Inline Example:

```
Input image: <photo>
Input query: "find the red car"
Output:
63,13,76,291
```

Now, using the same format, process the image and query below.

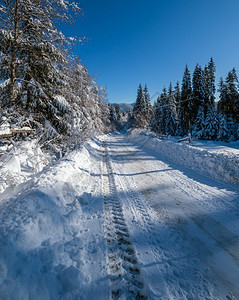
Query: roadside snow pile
0,140,50,194
129,129,239,185
0,120,11,136
0,137,107,299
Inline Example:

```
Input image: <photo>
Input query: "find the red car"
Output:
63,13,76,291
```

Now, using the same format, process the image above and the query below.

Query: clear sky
61,0,239,104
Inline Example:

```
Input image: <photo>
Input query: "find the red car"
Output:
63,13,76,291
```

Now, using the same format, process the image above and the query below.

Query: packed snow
0,131,239,299
129,129,239,185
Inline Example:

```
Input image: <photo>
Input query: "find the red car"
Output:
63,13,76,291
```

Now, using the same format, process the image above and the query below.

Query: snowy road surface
103,133,239,299
0,133,239,299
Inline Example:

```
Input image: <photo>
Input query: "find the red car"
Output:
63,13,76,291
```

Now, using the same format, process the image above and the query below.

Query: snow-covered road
0,132,239,299
103,133,239,299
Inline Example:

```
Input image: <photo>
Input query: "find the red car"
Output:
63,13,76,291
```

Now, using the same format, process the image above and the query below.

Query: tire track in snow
107,137,222,299
113,166,169,298
121,137,239,266
102,141,147,300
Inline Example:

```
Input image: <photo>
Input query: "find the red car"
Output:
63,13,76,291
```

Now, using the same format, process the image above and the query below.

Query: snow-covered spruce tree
203,58,216,115
192,64,205,123
165,83,177,135
180,65,192,135
218,68,238,122
203,64,210,113
174,81,181,135
151,91,166,135
0,0,81,135
132,84,144,127
218,77,227,114
151,97,161,133
158,87,168,134
132,84,150,128
192,106,205,139
174,81,181,103
226,68,238,122
203,109,219,140
207,57,216,110
217,112,229,141
227,116,238,141
151,98,159,132
144,84,153,120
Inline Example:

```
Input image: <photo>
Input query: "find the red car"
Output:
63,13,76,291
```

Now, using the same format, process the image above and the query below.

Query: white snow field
0,131,239,299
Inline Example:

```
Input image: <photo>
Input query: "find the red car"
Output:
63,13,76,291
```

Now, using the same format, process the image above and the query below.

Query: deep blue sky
62,0,239,103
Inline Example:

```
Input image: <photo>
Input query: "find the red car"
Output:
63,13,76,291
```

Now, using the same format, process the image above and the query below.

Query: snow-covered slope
0,137,108,299
128,129,239,185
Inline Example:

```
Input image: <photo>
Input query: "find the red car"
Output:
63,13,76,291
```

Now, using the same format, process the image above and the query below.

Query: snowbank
0,137,107,299
0,140,49,194
0,120,11,136
128,129,239,185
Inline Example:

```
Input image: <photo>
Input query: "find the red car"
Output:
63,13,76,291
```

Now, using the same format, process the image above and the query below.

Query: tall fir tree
174,81,181,105
165,83,177,135
180,65,192,135
207,57,216,109
192,106,205,139
203,64,210,113
192,64,205,123
174,81,181,135
132,84,150,128
203,109,219,140
217,112,229,141
161,87,168,134
144,84,153,121
218,68,238,121
133,84,144,115
218,77,227,113
151,97,161,133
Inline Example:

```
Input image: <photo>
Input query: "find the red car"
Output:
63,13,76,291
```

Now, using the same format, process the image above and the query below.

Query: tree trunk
9,0,20,102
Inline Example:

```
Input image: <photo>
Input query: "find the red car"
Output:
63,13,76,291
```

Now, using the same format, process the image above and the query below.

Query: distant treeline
131,58,239,141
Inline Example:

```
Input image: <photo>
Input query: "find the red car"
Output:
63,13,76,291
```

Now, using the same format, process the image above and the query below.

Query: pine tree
165,83,177,135
192,106,205,139
218,69,238,122
174,81,181,105
203,109,219,140
174,81,181,135
180,65,192,135
0,0,81,131
151,97,160,133
132,84,150,128
151,89,167,134
226,68,238,122
160,87,168,134
218,77,227,114
227,116,237,141
144,84,153,122
192,64,205,123
133,84,144,115
203,65,210,113
217,112,229,141
207,57,216,109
